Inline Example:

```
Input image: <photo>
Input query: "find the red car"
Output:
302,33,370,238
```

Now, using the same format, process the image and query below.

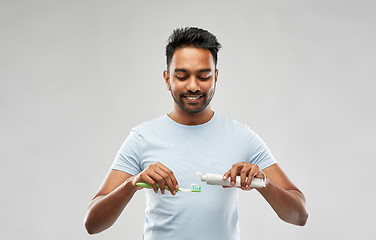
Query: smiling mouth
184,95,203,100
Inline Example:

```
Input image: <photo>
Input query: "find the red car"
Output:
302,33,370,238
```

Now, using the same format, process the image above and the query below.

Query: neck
168,106,214,125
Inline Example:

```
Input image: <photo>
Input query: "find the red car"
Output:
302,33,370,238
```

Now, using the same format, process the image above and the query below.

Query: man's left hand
222,162,266,190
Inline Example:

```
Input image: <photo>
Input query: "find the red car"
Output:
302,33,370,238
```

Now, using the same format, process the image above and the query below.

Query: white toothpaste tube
197,172,266,188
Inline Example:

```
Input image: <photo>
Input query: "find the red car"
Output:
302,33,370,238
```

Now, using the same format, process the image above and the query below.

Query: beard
170,86,216,114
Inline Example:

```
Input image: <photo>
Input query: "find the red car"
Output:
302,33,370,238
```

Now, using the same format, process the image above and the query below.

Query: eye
197,73,211,81
198,76,210,81
175,75,188,80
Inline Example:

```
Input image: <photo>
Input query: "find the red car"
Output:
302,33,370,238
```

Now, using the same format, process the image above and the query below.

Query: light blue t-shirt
112,113,277,240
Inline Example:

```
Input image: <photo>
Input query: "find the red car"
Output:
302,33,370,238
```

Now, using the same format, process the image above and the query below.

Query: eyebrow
198,69,212,73
174,68,188,73
173,68,212,74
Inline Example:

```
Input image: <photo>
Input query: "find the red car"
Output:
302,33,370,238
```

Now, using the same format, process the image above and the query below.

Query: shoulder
131,115,170,136
119,115,168,149
215,113,255,134
134,115,166,128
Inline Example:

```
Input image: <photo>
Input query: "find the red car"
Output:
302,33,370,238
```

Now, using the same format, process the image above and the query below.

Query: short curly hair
165,27,222,70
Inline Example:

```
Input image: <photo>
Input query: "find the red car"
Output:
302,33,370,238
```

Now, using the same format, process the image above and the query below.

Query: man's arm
84,170,137,234
223,162,309,226
84,163,179,234
258,164,309,226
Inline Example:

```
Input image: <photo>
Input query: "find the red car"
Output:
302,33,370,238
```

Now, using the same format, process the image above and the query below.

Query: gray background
1,0,375,239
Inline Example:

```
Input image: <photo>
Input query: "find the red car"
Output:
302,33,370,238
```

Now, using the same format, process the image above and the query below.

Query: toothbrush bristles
190,184,201,192
177,184,201,192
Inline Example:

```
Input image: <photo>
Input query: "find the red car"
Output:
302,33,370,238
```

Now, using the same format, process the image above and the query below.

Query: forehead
170,47,215,71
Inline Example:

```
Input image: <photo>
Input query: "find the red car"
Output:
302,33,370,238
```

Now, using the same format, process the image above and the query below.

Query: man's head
163,27,221,116
165,27,222,71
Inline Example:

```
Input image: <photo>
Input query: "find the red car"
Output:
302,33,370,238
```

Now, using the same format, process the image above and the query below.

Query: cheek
170,80,184,91
169,83,180,96
206,82,216,93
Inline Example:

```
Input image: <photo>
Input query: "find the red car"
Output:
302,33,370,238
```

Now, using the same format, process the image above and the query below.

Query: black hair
165,27,222,70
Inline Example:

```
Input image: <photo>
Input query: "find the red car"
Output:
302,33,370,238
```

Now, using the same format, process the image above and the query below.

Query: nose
186,76,200,92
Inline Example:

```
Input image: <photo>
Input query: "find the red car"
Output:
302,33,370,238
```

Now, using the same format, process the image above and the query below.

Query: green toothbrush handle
136,182,172,190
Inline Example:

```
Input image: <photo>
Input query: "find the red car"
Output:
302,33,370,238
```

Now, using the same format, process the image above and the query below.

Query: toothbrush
197,172,266,188
136,182,202,192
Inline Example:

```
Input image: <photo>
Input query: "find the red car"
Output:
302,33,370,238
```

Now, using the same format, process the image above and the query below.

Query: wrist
121,176,139,194
257,173,271,193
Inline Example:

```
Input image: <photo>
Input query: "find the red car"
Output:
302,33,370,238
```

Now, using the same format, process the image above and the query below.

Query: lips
186,96,201,100
183,94,204,100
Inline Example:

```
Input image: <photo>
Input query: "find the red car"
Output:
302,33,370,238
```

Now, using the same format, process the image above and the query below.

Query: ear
163,70,171,90
215,69,219,83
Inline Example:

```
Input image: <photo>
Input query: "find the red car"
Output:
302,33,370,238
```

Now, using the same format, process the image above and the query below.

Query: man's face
163,47,218,114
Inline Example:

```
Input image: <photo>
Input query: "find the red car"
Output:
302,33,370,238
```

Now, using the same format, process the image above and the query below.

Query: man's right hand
85,163,179,234
132,162,179,195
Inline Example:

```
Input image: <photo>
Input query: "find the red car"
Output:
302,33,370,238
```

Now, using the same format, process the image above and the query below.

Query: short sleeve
111,128,143,175
245,126,277,170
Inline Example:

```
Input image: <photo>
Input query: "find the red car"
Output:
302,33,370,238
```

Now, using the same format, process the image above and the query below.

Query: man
84,27,309,239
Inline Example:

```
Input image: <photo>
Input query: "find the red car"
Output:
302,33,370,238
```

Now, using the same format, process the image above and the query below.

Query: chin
182,105,207,114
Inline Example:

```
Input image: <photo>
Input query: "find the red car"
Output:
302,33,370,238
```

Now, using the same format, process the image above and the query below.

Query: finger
155,163,178,195
240,163,252,188
141,173,160,193
145,166,170,194
230,166,238,186
156,162,179,189
230,163,243,186
155,169,176,195
246,165,259,188
222,170,231,180
152,170,167,195
148,164,168,194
